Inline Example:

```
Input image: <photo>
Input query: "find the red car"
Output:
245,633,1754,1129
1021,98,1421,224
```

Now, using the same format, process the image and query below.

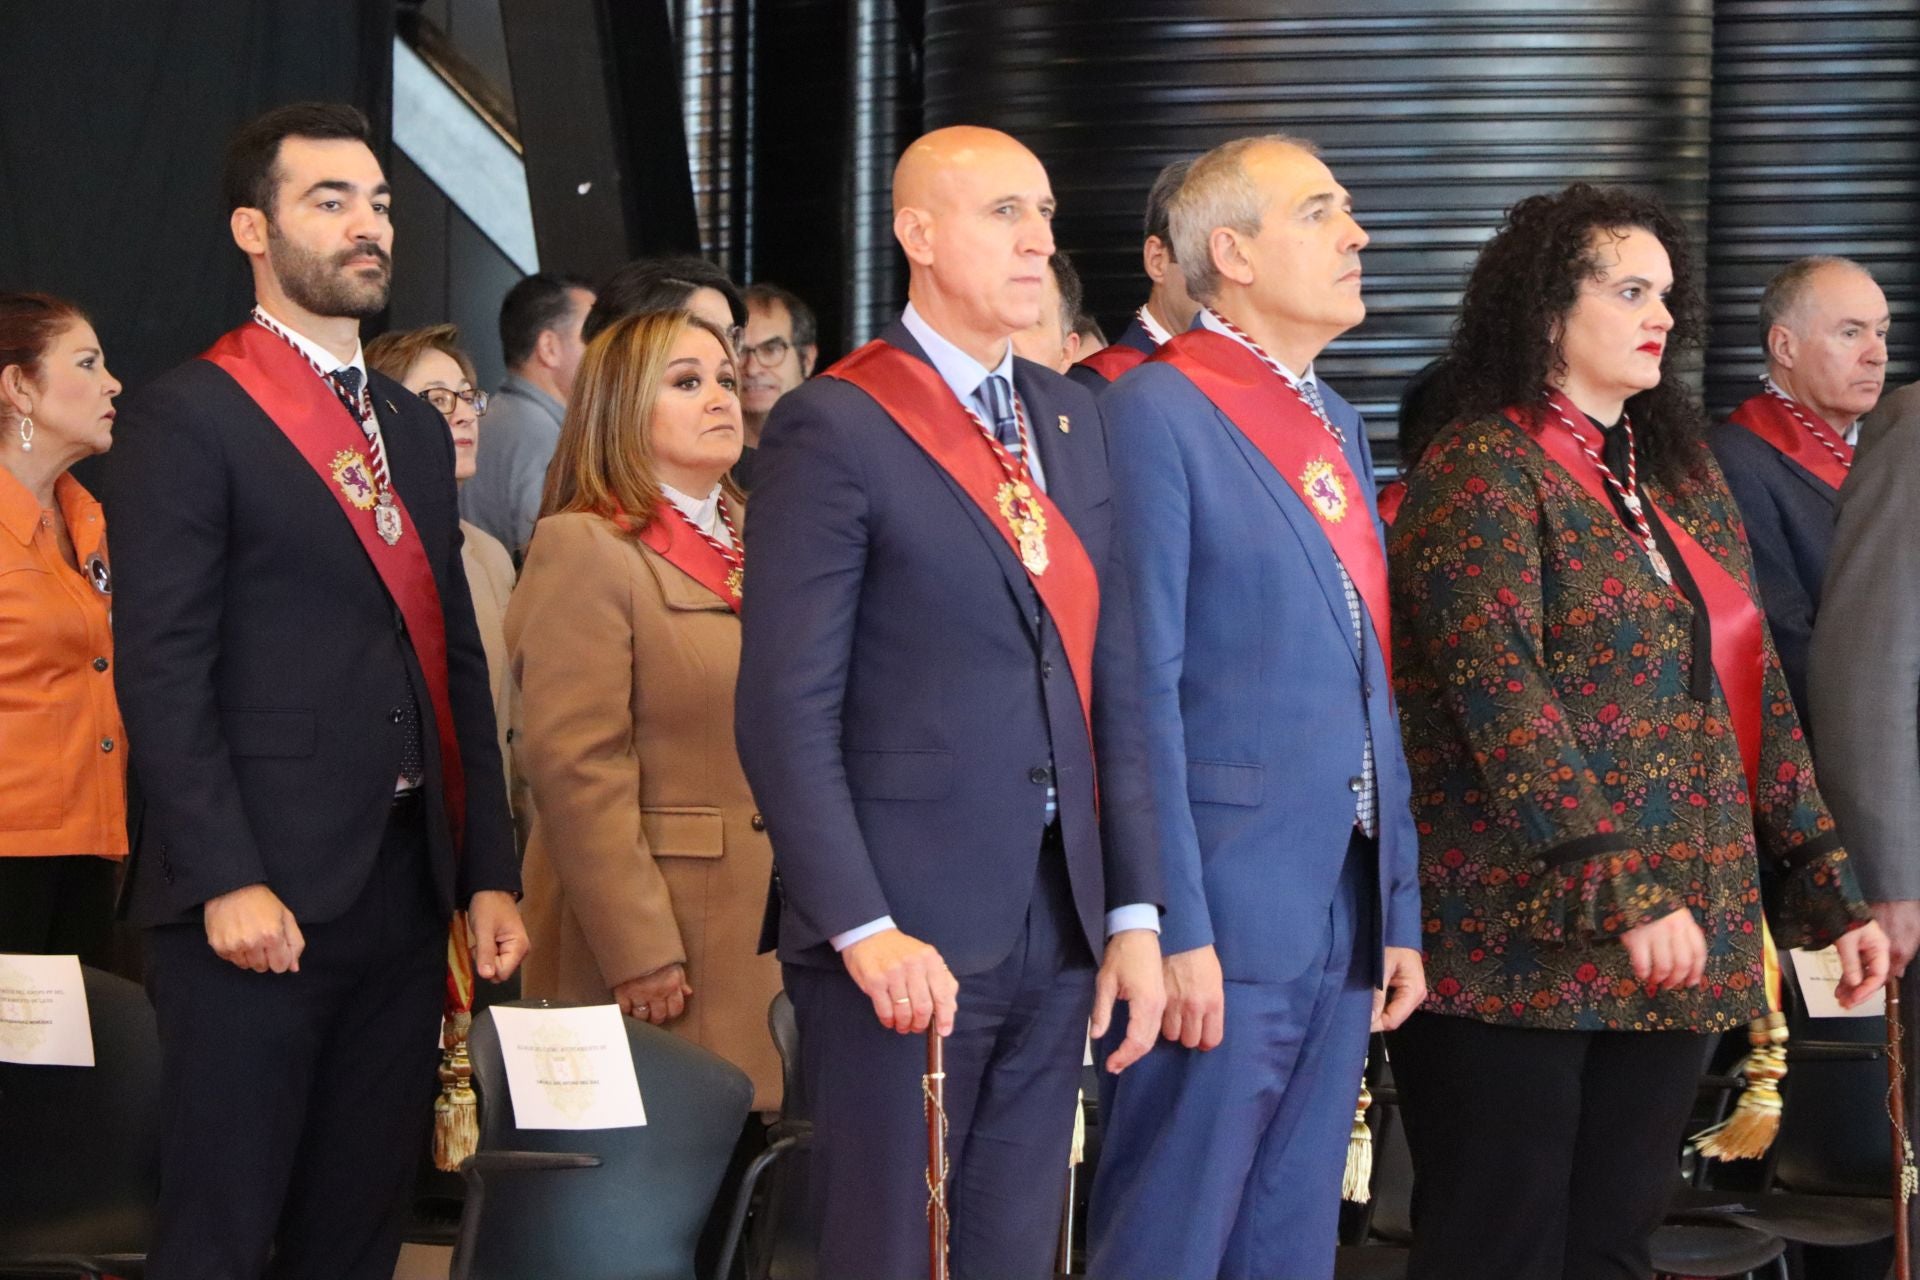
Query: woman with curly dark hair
1386,184,1889,1279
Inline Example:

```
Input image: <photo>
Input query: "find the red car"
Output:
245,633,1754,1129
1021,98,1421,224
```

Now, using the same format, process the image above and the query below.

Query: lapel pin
384,399,398,415
1057,414,1071,434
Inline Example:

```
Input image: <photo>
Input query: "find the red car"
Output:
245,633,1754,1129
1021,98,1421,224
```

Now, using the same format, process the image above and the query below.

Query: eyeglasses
738,335,793,366
418,387,489,418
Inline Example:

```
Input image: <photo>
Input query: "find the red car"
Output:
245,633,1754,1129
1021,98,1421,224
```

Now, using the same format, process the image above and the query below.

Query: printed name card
0,953,94,1066
1788,946,1886,1020
490,1004,647,1130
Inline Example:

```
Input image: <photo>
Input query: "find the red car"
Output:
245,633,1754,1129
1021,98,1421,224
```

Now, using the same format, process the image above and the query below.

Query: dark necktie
330,366,424,788
980,374,1023,464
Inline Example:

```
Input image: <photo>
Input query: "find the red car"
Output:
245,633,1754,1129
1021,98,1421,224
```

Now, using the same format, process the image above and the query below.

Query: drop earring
16,417,32,454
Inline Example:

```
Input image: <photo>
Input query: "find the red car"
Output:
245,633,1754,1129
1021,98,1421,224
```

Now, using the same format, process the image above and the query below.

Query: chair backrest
0,965,160,1256
769,990,804,1121
1770,1014,1893,1195
461,1001,754,1280
755,991,818,1280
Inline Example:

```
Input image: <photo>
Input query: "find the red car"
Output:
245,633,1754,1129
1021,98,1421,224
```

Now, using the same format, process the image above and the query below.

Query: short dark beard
266,222,391,320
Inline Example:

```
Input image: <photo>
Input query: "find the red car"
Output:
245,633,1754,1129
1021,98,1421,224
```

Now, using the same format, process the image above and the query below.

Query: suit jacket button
1362,681,1373,699
1042,660,1054,678
1348,775,1364,792
1029,765,1052,785
100,737,116,753
92,656,109,672
750,812,767,832
390,708,405,723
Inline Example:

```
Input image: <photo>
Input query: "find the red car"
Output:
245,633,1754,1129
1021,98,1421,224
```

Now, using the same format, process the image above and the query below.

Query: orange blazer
0,468,127,857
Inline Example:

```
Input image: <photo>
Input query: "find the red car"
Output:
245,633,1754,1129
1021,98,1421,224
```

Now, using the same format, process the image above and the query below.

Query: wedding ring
894,997,912,1005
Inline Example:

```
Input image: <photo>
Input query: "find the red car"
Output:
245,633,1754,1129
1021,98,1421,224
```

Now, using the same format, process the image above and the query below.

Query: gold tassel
1691,1011,1788,1160
1341,1074,1374,1204
433,1009,478,1172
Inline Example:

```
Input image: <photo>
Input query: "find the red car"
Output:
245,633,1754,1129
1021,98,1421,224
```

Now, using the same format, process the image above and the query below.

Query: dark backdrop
0,1,394,393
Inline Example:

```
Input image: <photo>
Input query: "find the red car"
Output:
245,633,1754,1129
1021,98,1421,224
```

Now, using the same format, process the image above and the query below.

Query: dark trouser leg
145,798,443,1280
1562,1028,1712,1280
269,799,445,1280
947,845,1094,1280
0,854,117,963
785,837,1091,1280
1391,1013,1587,1280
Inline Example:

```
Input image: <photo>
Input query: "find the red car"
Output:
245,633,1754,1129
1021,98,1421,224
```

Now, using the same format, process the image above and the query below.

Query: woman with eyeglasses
366,325,522,838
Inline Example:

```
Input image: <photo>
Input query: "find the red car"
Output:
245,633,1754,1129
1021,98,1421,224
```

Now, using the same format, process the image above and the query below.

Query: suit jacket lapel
1774,448,1842,509
1017,361,1084,520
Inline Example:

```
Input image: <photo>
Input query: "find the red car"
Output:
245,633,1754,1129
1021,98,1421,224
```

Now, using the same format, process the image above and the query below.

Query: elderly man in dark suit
110,103,525,1280
735,125,1164,1280
1711,256,1888,722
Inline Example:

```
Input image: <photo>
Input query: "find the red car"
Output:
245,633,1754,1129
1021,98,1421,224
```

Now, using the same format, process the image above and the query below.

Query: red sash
1075,342,1150,384
1727,393,1852,492
1155,330,1394,680
203,322,467,845
621,499,743,613
825,340,1101,741
1513,398,1769,795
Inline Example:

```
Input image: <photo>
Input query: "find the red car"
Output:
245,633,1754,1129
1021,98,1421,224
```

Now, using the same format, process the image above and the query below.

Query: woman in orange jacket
0,292,127,960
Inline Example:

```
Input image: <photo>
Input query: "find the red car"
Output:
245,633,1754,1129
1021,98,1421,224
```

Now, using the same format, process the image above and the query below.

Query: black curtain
0,0,394,394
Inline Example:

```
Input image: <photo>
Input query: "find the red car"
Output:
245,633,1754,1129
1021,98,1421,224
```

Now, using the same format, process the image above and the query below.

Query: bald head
893,126,1044,215
892,126,1058,365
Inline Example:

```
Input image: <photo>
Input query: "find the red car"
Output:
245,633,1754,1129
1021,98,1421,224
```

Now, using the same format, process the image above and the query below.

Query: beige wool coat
506,507,781,1110
460,519,524,833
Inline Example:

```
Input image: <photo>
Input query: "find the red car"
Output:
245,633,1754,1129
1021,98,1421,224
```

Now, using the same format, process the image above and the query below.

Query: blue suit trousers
1089,833,1376,1280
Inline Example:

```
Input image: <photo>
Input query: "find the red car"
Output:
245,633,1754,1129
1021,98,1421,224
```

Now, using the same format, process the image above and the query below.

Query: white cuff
830,915,896,951
1105,903,1160,937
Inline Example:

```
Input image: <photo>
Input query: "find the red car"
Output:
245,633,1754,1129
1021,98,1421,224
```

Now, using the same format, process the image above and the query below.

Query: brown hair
0,292,88,420
365,323,478,388
541,310,741,529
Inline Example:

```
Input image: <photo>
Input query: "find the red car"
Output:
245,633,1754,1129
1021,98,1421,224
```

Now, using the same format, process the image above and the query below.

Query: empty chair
0,965,160,1279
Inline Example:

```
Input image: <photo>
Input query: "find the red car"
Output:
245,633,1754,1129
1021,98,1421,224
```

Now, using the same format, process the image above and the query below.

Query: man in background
1012,250,1092,375
461,271,593,557
736,281,818,489
1070,157,1198,389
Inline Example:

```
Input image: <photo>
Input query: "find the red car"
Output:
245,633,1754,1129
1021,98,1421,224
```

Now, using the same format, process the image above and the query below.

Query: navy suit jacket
1100,359,1421,984
109,357,520,927
735,321,1161,974
1067,315,1158,394
1710,419,1841,723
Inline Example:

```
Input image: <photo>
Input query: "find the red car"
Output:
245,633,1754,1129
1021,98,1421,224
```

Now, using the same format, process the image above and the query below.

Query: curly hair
1407,183,1710,489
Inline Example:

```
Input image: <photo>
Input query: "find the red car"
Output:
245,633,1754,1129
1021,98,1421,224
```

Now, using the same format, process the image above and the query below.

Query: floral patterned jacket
1388,414,1867,1032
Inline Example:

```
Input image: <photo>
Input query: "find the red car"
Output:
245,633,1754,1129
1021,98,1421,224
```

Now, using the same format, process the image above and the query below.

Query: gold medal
997,480,1050,575
725,565,744,600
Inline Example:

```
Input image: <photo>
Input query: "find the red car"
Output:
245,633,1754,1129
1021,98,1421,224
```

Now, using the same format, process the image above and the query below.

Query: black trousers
1391,1011,1710,1280
144,795,446,1280
0,853,117,962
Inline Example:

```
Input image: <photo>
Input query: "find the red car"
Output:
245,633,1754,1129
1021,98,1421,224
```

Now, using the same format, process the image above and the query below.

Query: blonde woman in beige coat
507,310,780,1110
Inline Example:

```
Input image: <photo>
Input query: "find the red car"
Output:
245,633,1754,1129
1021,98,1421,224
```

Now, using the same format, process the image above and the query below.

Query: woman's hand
613,963,692,1025
1620,907,1706,993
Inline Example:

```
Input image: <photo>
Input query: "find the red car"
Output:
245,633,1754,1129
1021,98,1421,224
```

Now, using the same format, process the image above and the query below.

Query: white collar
1199,309,1317,389
662,482,730,548
1136,305,1174,347
254,304,367,382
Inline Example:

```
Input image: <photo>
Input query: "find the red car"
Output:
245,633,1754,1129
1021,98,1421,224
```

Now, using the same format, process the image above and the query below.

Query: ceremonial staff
927,1027,951,1280
1892,984,1915,1280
